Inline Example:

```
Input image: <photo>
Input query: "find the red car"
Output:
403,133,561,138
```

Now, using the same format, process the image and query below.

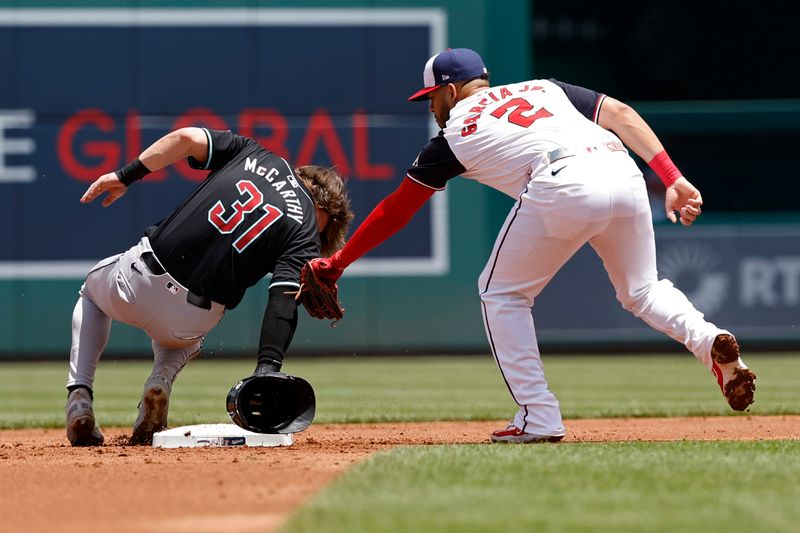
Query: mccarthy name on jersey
243,156,305,225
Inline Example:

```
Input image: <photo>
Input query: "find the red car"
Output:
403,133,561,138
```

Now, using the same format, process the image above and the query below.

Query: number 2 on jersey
208,180,283,253
490,97,552,128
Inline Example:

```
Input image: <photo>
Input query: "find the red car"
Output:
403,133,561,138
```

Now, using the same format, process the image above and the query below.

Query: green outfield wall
2,1,798,359
0,0,532,358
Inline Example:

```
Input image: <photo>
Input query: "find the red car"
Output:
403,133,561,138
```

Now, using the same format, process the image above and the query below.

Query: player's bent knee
480,288,534,310
616,279,668,314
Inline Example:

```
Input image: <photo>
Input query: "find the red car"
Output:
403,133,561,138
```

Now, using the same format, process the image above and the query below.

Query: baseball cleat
65,388,105,446
710,333,756,411
130,374,172,445
490,424,564,444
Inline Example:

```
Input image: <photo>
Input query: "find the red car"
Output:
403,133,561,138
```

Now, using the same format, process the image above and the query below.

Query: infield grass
0,353,797,428
3,355,799,533
283,440,800,533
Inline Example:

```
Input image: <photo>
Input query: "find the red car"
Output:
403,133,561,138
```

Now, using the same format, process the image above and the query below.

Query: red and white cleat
490,424,564,444
710,334,756,411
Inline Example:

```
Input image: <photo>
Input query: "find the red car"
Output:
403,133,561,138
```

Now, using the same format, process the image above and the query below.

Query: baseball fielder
66,127,352,446
306,48,756,443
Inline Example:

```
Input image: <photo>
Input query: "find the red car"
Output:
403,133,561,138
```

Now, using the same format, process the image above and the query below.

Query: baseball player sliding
305,48,756,443
65,127,353,446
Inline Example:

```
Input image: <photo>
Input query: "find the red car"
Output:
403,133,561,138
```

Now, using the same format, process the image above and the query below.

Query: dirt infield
2,416,798,533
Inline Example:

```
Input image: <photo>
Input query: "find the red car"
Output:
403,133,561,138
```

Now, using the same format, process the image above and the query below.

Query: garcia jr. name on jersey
459,83,548,138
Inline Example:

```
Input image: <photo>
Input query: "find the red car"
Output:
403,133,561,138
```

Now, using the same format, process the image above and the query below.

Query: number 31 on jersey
208,179,283,253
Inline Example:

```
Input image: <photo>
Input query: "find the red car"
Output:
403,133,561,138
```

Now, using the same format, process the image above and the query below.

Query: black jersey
145,129,320,309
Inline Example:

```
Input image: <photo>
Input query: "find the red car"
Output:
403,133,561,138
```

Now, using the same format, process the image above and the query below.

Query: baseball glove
226,372,316,434
297,261,344,322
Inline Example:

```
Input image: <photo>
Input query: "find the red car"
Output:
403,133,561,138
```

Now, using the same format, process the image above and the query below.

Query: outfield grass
283,441,800,533
0,353,797,428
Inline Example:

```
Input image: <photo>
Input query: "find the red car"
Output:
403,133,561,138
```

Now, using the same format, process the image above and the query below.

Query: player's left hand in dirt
665,176,703,226
296,260,344,322
81,172,128,207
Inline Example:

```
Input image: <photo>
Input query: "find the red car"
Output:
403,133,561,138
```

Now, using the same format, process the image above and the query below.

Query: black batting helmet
226,372,316,434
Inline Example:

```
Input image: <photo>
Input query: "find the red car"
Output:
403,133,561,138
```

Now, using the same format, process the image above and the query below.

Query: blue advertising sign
534,224,800,343
0,8,448,278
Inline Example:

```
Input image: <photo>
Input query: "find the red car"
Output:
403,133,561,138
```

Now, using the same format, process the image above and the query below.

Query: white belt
547,141,627,164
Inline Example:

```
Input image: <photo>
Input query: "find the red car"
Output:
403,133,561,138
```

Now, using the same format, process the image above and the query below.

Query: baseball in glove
297,260,344,322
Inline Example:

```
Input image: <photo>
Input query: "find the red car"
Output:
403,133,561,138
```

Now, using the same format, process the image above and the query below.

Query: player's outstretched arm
311,177,435,280
80,127,209,207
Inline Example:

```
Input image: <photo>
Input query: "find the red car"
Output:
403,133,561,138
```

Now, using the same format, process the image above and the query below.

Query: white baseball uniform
407,79,726,436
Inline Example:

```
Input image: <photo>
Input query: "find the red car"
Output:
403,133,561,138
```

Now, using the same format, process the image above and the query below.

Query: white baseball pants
479,150,724,436
67,237,225,390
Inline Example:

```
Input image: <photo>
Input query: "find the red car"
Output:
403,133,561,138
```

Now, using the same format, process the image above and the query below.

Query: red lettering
352,110,392,180
488,92,499,102
233,204,282,253
239,109,290,160
57,109,120,182
171,109,228,181
295,109,351,175
126,111,166,182
461,124,478,137
60,106,400,184
490,98,553,128
209,180,264,233
499,87,513,99
464,115,479,125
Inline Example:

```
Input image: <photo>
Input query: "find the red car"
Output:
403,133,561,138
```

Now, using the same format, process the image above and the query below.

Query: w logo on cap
408,48,487,102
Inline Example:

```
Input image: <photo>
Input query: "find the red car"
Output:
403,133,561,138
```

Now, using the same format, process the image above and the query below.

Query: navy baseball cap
408,48,488,102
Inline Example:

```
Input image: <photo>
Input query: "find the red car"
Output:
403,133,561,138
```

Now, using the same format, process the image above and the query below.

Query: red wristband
648,150,682,187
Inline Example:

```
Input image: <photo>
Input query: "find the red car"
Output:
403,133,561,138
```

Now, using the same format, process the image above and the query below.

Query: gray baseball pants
67,236,225,389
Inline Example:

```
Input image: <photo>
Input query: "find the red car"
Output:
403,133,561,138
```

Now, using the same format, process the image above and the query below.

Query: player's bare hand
665,177,703,226
81,172,128,207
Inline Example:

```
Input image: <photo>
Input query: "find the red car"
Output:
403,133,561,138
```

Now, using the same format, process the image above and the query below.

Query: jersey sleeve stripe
593,94,607,123
201,127,213,170
269,281,301,290
406,173,445,191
